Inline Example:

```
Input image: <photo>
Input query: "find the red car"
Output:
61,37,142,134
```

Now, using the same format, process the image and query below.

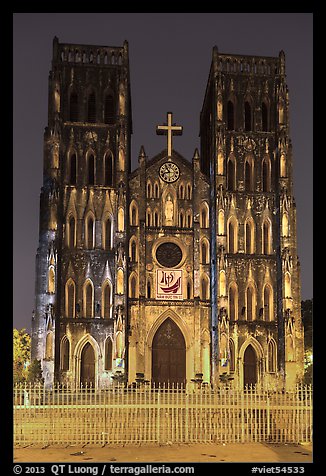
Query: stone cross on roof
156,112,183,158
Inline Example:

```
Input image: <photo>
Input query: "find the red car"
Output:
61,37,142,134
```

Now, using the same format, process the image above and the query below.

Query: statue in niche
164,194,174,225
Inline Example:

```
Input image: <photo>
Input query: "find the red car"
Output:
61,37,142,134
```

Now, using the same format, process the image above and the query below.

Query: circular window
156,242,182,268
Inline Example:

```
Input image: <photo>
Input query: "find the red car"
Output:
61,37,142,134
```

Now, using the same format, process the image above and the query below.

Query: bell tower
31,37,132,388
200,47,304,389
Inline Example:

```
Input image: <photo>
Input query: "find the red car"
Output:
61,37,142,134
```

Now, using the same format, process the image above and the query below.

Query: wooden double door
152,318,186,385
80,342,95,386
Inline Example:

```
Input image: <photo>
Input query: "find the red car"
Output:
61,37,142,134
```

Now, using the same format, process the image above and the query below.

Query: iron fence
13,383,312,446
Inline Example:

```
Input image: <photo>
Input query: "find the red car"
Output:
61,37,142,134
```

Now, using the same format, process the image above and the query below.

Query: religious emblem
156,269,183,301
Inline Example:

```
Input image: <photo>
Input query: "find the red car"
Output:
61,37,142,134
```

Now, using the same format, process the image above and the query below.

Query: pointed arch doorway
80,342,95,386
243,345,257,387
152,318,186,385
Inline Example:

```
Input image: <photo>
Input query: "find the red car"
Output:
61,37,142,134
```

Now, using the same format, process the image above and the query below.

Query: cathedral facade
31,37,304,390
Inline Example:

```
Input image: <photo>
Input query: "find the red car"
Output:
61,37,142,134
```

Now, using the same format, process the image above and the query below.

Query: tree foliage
13,328,44,384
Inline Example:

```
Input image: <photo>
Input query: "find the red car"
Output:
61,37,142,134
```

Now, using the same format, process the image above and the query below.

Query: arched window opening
66,280,75,318
69,91,79,122
201,240,209,264
262,158,271,192
263,220,271,255
104,93,115,124
154,182,159,198
201,275,209,300
179,183,185,199
244,101,252,131
146,209,152,227
84,281,94,318
186,183,192,199
153,210,159,227
103,282,112,319
245,220,254,254
130,239,137,262
130,275,137,298
268,340,277,372
117,269,124,294
147,181,152,198
61,336,70,371
86,215,94,249
262,102,269,131
104,217,112,250
87,91,96,123
186,210,192,228
246,285,255,321
227,100,235,130
264,284,273,321
200,204,209,228
105,338,113,370
227,159,235,191
228,219,237,253
179,210,185,228
229,283,238,321
104,153,113,186
245,160,253,191
69,153,77,185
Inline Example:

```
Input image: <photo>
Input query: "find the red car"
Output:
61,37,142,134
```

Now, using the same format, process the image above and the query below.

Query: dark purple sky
13,13,313,332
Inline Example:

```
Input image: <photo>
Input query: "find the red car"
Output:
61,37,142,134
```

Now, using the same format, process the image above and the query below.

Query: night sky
13,13,313,332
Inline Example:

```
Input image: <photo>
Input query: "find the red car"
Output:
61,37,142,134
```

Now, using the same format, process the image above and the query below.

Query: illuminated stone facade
31,38,304,390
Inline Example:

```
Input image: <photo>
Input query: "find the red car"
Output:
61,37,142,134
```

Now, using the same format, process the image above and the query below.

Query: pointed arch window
201,239,209,264
130,237,137,262
200,274,209,300
179,209,185,227
147,181,152,198
102,281,112,319
262,157,271,192
268,339,277,372
84,280,94,318
153,210,159,227
117,269,124,294
104,217,112,250
219,270,226,296
227,100,235,130
130,201,139,226
61,336,70,371
68,216,76,248
104,93,115,124
186,209,192,228
245,219,255,254
186,183,192,199
146,208,152,227
88,154,95,185
245,159,254,191
105,338,113,370
86,214,95,249
262,219,272,255
218,210,225,235
154,182,159,198
129,274,137,298
69,153,77,185
263,284,273,321
118,207,124,232
244,101,252,131
179,183,185,199
87,91,96,123
246,284,256,321
229,283,238,321
69,90,79,122
65,279,75,318
282,213,289,237
104,152,113,186
227,159,235,191
200,203,209,228
228,218,238,253
45,332,53,360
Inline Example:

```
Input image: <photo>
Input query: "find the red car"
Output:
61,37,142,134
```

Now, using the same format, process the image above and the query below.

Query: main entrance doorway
243,345,257,387
152,318,186,385
80,342,95,386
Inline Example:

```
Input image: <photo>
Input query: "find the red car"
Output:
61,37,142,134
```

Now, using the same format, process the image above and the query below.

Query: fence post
157,384,160,444
267,392,270,441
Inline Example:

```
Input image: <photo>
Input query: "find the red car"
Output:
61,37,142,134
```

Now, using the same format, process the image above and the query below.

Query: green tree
13,328,31,383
